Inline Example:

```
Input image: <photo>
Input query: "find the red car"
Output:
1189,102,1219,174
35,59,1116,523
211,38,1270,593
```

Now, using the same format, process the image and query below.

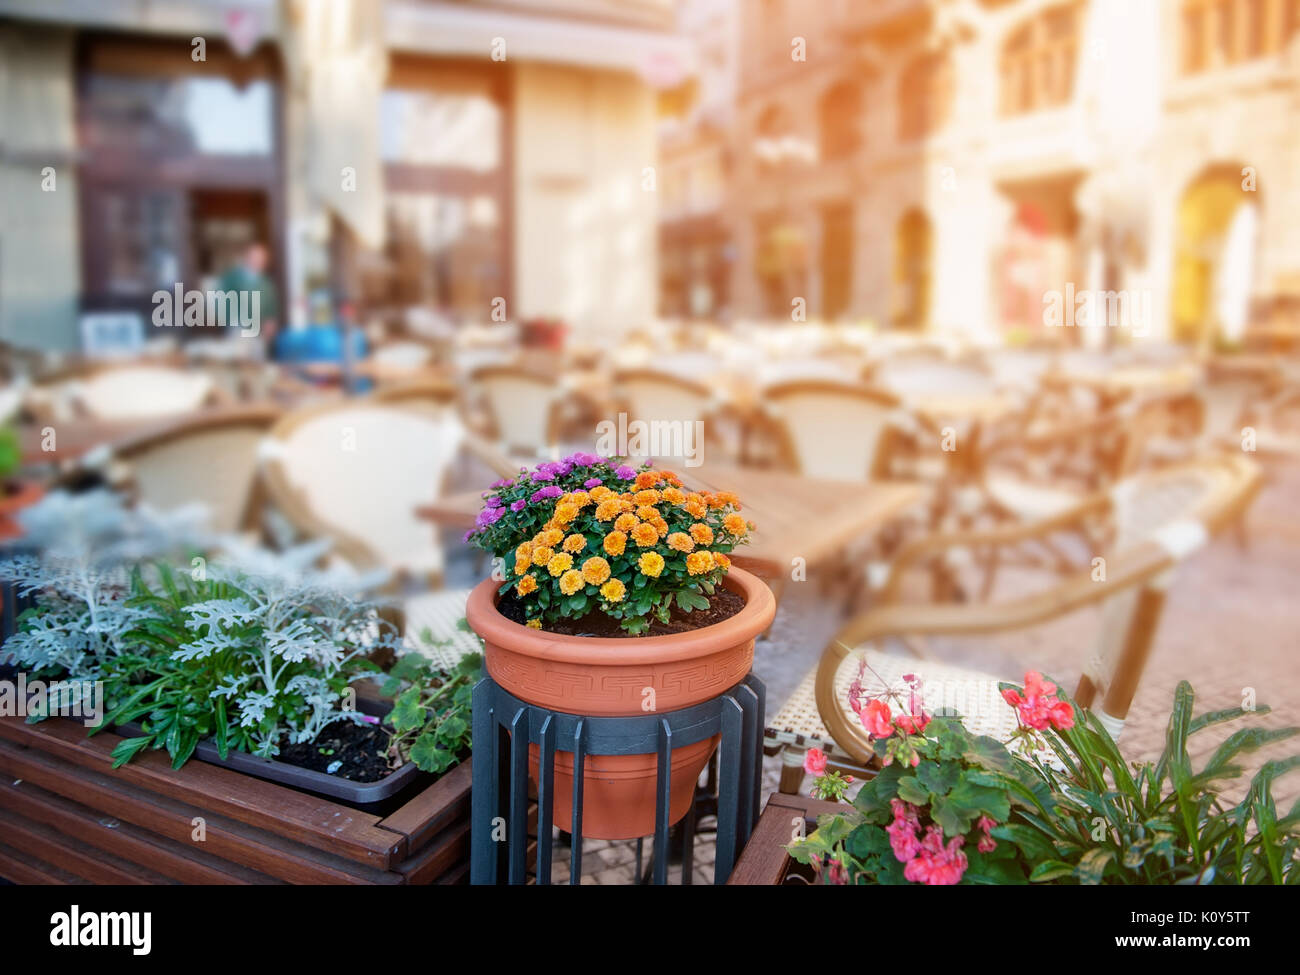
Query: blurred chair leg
779,747,807,796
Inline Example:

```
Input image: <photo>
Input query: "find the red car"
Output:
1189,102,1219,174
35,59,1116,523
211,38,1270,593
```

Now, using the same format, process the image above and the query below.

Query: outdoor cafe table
418,465,927,596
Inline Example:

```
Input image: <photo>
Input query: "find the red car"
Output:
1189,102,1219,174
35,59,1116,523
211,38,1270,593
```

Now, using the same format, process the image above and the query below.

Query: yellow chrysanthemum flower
603,531,627,556
531,546,554,566
638,551,665,577
516,574,538,595
562,533,587,554
526,618,543,629
594,499,622,522
686,551,715,575
547,552,574,577
581,556,611,586
540,529,564,547
589,486,614,502
559,568,585,595
631,523,659,548
553,502,579,526
667,532,695,553
600,578,626,603
689,523,714,546
570,490,591,507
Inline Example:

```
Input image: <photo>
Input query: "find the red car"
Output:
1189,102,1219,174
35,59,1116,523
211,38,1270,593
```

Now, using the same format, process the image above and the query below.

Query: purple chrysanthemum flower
475,506,506,528
530,485,563,503
490,479,512,488
583,478,603,489
485,495,503,508
510,499,527,512
614,465,637,480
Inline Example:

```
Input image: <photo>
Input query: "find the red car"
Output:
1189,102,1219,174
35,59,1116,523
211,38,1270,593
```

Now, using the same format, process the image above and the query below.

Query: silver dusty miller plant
1,491,402,761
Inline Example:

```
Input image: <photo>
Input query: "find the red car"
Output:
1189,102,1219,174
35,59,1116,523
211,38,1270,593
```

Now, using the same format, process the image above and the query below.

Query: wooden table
727,791,845,885
419,464,926,583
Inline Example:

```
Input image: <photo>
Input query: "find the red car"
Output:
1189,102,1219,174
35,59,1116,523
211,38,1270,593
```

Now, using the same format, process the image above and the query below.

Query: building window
898,53,952,141
818,81,861,161
892,209,932,329
999,4,1079,115
1181,0,1300,74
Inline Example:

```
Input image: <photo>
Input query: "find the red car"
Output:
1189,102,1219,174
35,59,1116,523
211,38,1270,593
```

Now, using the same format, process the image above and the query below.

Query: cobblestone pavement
448,456,1300,884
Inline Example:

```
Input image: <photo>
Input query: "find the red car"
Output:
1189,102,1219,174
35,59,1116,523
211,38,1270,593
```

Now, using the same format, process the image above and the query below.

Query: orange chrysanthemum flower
589,486,614,502
600,578,626,603
638,551,665,577
723,513,748,536
661,470,683,487
633,489,661,505
562,533,587,554
715,491,740,507
516,574,538,596
581,556,611,585
714,552,731,571
705,493,728,510
553,502,579,525
689,523,714,546
539,529,564,547
594,499,622,522
531,546,555,566
684,500,707,519
570,490,592,507
635,471,662,489
631,523,660,548
603,531,627,556
515,543,533,571
547,552,574,577
614,512,639,533
661,487,685,505
651,517,669,538
635,505,658,522
667,532,695,553
559,569,585,595
686,551,716,575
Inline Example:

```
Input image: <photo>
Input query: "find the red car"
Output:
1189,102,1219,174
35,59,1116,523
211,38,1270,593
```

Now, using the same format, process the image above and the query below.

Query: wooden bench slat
392,818,470,886
0,777,278,885
0,841,85,884
0,737,401,885
0,806,175,885
0,716,403,868
377,759,472,854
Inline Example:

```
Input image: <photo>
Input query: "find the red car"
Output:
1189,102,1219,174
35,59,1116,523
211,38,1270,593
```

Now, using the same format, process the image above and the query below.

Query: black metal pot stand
470,673,765,885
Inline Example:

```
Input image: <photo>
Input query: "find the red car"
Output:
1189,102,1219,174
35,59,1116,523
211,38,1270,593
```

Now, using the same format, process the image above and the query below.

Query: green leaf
1075,847,1115,885
963,735,1015,773
110,736,154,769
917,761,960,796
1029,860,1076,882
896,776,930,805
388,687,427,733
409,733,455,773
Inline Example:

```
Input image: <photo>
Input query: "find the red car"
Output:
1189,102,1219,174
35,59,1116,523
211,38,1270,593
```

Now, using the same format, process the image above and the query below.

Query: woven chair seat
765,649,1022,757
401,588,482,670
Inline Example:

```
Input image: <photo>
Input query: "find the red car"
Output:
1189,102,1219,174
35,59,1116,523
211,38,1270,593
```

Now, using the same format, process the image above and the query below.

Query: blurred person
217,242,280,355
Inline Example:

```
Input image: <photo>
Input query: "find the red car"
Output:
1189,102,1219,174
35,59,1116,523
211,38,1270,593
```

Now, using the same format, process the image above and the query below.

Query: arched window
892,209,932,329
898,52,952,141
1180,0,1300,75
819,81,861,161
999,4,1079,115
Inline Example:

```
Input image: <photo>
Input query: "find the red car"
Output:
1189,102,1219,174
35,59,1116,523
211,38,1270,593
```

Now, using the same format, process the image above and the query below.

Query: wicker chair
759,380,917,482
766,455,1261,794
71,364,221,421
106,405,282,535
468,364,570,459
610,368,737,467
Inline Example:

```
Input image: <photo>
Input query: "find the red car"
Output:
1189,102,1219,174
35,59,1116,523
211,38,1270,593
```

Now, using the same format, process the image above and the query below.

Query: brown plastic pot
0,481,44,540
466,566,775,839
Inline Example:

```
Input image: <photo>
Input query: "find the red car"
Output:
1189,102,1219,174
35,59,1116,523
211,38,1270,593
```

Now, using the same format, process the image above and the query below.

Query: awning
384,0,693,86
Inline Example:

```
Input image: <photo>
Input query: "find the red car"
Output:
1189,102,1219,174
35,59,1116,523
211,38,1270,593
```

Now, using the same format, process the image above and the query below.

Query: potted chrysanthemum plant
463,453,775,839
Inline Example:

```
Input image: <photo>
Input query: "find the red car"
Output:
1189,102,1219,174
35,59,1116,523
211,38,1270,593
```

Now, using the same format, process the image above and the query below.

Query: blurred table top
419,465,927,579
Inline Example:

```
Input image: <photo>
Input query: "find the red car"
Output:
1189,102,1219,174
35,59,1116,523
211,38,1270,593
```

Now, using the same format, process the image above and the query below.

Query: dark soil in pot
275,718,395,782
495,585,746,637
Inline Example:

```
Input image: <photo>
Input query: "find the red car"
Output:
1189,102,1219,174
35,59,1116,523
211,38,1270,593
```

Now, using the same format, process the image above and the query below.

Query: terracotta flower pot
0,481,44,540
466,566,775,839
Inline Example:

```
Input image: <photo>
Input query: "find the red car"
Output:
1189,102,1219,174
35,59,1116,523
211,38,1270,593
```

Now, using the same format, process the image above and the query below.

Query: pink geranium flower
861,698,894,739
803,747,828,776
1003,670,1075,731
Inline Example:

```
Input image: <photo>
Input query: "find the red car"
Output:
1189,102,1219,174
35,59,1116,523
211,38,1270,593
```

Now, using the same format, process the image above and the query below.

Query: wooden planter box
727,792,846,886
0,715,471,885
